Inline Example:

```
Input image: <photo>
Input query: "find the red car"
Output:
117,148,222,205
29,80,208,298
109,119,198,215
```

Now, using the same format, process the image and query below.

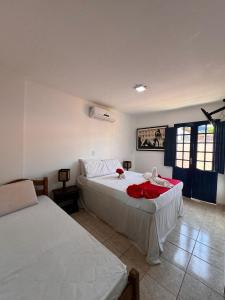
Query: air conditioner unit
89,106,116,122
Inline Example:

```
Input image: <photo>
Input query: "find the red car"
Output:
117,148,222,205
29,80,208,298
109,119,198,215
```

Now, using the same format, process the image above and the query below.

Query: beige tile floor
72,198,225,300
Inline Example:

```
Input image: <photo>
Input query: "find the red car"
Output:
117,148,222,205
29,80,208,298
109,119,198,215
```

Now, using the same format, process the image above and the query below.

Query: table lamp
58,169,70,189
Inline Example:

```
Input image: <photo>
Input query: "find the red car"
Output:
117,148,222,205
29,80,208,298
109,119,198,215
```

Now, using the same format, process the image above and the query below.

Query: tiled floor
72,198,225,300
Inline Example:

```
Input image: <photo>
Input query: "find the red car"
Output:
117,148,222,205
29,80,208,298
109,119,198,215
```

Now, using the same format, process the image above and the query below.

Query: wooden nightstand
52,185,79,214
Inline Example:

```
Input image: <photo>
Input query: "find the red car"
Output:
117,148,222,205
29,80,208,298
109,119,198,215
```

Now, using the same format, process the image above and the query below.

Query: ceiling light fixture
134,84,147,92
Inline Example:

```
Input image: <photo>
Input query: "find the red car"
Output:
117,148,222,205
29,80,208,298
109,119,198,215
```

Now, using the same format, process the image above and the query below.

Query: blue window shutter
164,127,176,167
214,121,225,174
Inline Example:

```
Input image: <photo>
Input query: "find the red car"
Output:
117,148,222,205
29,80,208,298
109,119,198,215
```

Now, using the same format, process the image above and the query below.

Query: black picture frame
136,125,168,151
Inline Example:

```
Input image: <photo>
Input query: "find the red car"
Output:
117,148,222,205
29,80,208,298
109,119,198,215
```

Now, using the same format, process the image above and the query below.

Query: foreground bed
0,178,139,300
78,162,184,264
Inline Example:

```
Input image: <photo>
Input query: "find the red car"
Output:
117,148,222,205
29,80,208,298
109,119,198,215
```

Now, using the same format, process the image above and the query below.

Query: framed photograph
136,125,168,151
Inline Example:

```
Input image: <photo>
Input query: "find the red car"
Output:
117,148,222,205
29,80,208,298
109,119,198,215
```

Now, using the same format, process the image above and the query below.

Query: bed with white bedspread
78,159,184,264
0,194,128,300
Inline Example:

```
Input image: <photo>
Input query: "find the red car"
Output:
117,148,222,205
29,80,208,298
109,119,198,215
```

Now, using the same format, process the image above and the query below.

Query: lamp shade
123,161,132,171
58,169,70,182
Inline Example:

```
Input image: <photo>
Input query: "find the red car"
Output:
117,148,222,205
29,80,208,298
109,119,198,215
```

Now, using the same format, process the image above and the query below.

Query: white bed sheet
0,196,127,300
77,171,184,264
77,171,183,213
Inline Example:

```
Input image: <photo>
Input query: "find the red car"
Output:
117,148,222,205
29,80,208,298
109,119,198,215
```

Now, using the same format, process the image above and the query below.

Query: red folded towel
127,177,181,199
126,184,143,198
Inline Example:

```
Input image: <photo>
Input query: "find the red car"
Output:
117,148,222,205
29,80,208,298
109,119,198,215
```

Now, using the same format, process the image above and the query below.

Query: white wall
133,102,225,204
0,66,25,183
24,81,133,191
0,65,133,191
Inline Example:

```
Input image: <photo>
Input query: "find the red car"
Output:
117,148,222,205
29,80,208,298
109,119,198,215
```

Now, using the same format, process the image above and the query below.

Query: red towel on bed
159,176,181,186
126,177,181,199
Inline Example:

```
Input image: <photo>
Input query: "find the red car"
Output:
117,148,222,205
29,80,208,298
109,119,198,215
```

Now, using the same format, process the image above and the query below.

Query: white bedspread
0,196,127,300
77,171,184,264
78,171,183,213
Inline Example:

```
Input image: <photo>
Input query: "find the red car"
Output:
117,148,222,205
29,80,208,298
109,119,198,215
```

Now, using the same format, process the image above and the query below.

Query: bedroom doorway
173,121,218,203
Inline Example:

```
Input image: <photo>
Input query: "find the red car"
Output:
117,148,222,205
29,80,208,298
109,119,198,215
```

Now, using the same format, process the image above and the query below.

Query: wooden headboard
7,177,48,196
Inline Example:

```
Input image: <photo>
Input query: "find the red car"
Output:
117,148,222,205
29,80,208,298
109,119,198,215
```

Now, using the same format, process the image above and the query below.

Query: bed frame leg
118,268,139,300
128,268,140,300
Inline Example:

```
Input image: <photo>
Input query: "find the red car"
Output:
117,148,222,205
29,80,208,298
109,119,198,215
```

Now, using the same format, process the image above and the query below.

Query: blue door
173,122,218,203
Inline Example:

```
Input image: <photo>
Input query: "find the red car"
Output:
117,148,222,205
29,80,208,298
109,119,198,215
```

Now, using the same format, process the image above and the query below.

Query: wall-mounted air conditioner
89,106,115,122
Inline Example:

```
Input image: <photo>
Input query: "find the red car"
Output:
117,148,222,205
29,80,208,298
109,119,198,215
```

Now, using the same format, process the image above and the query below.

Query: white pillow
82,159,109,178
80,158,123,178
103,159,123,173
0,180,38,217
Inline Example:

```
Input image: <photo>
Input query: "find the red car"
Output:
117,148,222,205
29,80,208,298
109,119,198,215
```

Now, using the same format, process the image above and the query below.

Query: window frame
175,126,191,169
195,123,214,171
174,121,215,172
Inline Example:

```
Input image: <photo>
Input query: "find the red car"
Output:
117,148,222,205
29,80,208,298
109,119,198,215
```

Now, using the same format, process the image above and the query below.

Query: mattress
78,171,183,214
0,196,127,300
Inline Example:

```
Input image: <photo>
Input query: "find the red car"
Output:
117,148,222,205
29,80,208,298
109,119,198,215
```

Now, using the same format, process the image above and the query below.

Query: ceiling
0,0,225,114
